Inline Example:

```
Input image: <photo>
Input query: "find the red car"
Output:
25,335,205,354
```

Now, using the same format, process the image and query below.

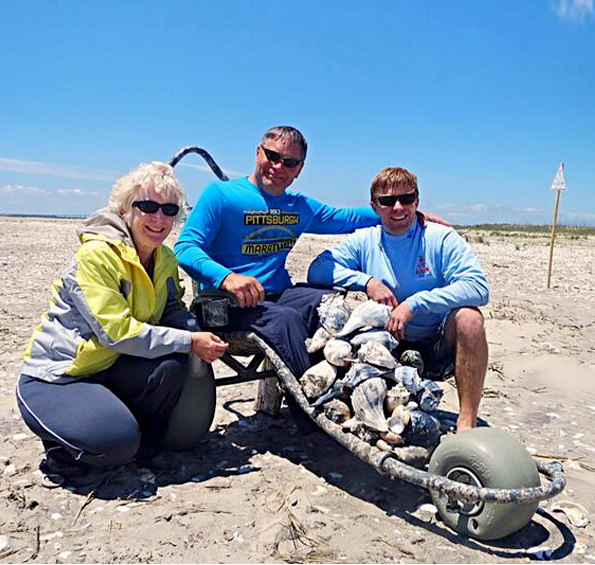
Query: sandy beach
1,216,594,564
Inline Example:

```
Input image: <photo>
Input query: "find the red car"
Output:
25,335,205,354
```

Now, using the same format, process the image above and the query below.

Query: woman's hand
190,332,229,363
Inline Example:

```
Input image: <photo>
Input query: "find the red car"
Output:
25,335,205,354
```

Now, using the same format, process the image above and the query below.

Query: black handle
169,146,229,181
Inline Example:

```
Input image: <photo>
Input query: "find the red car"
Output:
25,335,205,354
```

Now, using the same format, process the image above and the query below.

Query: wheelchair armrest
191,289,237,302
190,290,237,328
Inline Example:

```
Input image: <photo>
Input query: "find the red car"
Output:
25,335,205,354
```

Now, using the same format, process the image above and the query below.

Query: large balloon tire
428,427,540,540
163,362,216,451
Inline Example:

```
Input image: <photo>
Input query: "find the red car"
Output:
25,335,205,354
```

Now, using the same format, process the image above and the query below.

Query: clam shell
336,300,392,337
306,326,331,353
323,338,353,367
349,329,399,352
400,349,425,376
550,501,589,528
351,377,389,432
300,360,337,400
357,341,397,369
317,293,351,335
385,383,410,413
323,399,352,424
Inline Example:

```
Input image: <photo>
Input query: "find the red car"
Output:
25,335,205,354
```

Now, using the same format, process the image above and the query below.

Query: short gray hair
108,161,186,225
260,126,308,161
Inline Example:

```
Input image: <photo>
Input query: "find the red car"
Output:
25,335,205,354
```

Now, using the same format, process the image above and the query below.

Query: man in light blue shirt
307,167,489,431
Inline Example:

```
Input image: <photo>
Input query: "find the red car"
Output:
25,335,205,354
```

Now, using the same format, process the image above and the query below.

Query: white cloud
1,184,52,195
2,184,102,198
511,206,544,213
562,211,595,221
56,188,101,197
0,157,117,182
556,0,594,20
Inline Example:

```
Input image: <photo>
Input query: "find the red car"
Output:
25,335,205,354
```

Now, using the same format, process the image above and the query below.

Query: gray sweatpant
16,353,188,468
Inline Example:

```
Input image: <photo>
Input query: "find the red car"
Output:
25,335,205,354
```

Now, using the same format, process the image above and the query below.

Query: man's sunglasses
260,145,303,169
375,192,418,207
132,200,180,216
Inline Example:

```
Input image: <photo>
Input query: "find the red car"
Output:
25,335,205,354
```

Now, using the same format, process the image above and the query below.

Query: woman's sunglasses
260,145,303,169
132,200,180,216
375,192,418,207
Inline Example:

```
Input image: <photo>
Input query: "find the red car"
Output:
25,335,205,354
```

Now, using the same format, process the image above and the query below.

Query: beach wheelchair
164,146,566,542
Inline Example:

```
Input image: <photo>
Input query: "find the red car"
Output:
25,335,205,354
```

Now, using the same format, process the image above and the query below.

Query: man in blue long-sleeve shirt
175,126,382,380
307,167,489,430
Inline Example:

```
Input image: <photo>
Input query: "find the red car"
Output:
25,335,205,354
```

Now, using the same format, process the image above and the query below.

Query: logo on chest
243,209,300,225
241,208,300,255
415,255,430,275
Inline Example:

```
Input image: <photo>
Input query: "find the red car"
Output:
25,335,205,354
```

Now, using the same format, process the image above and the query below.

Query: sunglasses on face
132,200,180,216
260,145,303,169
375,192,418,207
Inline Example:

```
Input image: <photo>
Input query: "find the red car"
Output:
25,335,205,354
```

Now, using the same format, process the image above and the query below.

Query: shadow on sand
69,398,572,561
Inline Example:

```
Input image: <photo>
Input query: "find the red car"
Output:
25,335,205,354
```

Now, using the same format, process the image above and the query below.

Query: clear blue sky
1,0,594,225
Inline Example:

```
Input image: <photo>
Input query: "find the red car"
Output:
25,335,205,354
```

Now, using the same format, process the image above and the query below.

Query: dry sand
0,216,594,564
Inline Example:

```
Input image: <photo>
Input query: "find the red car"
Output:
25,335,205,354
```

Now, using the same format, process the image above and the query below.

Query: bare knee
452,307,485,342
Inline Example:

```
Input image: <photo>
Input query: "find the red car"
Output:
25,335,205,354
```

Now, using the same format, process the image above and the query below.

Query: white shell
306,326,331,353
341,417,360,432
349,329,399,351
394,366,423,393
323,399,352,424
323,338,353,367
550,501,589,528
385,383,410,413
351,377,389,432
357,341,397,369
336,300,392,337
300,360,337,400
317,293,352,335
387,405,411,434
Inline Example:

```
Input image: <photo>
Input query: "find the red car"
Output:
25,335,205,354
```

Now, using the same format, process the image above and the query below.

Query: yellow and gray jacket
21,208,197,383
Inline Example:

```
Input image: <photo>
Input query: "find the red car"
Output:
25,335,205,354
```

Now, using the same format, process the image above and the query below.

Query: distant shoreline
1,213,594,235
0,213,86,220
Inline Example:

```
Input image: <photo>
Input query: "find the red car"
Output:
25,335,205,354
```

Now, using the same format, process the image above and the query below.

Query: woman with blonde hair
16,162,227,486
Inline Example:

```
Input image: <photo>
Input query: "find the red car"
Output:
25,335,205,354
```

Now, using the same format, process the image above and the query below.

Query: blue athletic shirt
307,219,489,341
175,177,379,294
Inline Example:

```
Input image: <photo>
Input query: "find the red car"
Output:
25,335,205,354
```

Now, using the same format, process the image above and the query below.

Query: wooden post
546,189,561,289
254,359,283,416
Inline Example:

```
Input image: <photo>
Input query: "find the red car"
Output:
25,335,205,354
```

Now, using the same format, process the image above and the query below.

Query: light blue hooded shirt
307,219,489,341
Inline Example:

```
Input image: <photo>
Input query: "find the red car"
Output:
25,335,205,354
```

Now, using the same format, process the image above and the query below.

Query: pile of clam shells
301,294,444,452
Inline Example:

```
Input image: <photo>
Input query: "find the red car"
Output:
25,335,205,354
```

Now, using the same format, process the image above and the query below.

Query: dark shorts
396,323,455,382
